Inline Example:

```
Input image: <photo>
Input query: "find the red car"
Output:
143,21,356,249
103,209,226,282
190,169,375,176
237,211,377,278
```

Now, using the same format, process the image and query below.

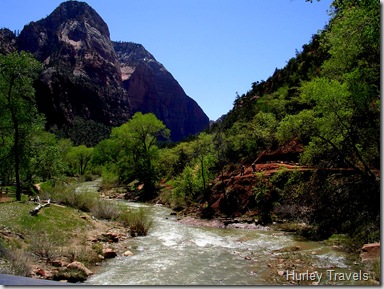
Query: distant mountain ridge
0,1,209,141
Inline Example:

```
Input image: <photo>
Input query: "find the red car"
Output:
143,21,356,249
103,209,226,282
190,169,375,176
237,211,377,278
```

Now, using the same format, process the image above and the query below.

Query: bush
101,166,119,189
28,230,60,262
0,242,32,277
7,249,32,277
118,208,152,237
90,199,121,220
66,244,101,265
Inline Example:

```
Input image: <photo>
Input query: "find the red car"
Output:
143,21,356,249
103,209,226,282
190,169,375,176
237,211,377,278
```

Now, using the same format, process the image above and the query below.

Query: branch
29,198,50,216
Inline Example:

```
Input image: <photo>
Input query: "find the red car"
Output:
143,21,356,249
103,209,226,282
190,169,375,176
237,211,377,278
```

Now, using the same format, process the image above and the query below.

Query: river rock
67,261,93,276
123,250,134,256
102,232,119,243
35,268,46,277
102,248,117,259
360,243,380,262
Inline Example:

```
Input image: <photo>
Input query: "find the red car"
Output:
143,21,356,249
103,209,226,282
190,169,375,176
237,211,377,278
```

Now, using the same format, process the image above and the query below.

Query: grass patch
1,202,89,242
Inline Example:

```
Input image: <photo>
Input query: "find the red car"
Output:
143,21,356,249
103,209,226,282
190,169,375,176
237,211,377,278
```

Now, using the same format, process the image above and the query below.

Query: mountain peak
46,1,110,38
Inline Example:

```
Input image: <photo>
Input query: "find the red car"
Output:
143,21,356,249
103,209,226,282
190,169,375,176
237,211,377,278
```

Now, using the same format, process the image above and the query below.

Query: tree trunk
11,110,21,201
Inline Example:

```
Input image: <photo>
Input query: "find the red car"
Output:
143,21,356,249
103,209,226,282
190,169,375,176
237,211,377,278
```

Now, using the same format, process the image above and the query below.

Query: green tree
112,112,170,196
66,145,94,176
192,133,215,194
24,131,65,182
277,0,379,180
0,52,41,200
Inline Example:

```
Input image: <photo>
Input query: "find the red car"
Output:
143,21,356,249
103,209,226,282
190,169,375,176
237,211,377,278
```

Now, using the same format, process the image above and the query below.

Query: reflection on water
86,202,368,285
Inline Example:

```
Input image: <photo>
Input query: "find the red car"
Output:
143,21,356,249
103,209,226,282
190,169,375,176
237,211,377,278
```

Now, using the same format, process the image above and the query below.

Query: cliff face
17,1,131,128
114,42,209,141
9,1,209,141
0,29,17,55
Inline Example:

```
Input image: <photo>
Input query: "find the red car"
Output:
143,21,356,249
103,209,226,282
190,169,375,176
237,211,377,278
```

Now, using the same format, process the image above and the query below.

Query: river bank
0,180,380,285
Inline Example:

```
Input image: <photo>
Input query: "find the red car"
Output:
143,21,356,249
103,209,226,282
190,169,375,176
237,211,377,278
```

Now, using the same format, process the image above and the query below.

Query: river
85,199,371,286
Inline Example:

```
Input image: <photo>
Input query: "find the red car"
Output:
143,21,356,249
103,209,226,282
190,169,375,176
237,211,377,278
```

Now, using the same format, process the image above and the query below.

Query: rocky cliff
114,41,209,141
0,29,17,55
17,1,131,128
9,1,209,141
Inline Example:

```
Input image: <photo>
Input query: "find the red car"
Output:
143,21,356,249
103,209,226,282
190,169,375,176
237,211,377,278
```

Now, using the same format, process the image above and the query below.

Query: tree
24,130,65,182
192,133,215,194
66,145,94,176
112,112,170,196
0,52,41,200
277,0,380,180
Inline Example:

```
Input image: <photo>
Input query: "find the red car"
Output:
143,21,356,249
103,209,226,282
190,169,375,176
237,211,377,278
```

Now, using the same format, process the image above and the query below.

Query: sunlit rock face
13,1,209,141
17,1,130,128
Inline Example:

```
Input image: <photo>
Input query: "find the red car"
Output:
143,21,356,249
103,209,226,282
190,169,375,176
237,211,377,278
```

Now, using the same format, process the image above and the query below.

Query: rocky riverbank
0,187,380,285
0,197,136,283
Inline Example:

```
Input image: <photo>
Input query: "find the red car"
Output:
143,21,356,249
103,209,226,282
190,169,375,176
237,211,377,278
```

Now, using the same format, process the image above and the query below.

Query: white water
86,201,361,286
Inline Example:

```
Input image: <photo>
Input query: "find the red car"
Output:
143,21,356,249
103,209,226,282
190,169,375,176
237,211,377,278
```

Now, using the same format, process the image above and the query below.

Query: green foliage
0,52,43,200
168,133,218,207
54,117,112,147
65,145,94,176
173,165,198,205
252,172,280,224
24,131,66,182
94,112,170,198
46,182,98,213
90,199,121,220
118,207,153,236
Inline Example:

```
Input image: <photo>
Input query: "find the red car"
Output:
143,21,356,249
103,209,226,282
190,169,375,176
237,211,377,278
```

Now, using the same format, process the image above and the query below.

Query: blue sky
1,0,333,121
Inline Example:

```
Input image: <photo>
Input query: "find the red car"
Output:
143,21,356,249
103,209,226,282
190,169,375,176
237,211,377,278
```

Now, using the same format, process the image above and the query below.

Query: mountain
114,41,209,141
6,1,209,142
17,1,131,129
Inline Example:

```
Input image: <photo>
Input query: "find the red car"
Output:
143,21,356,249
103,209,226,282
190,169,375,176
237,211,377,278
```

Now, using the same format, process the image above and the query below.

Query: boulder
360,242,380,262
123,250,134,256
102,248,117,259
67,261,93,276
102,232,119,243
35,268,46,277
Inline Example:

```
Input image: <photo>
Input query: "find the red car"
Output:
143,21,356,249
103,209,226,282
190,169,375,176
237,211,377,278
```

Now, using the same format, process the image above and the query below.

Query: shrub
7,249,32,277
0,242,32,277
66,245,101,265
118,208,152,237
90,199,121,220
101,166,119,189
28,230,60,262
42,181,99,213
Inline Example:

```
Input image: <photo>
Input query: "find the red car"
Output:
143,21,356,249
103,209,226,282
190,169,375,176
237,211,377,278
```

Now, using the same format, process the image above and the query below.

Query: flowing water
85,199,371,286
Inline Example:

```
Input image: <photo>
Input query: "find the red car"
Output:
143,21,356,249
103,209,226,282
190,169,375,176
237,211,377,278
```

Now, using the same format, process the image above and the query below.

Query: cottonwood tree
66,145,94,176
112,112,170,196
0,52,41,200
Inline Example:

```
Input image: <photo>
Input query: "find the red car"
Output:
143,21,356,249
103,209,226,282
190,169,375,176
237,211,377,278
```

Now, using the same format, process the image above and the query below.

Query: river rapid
85,199,370,286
